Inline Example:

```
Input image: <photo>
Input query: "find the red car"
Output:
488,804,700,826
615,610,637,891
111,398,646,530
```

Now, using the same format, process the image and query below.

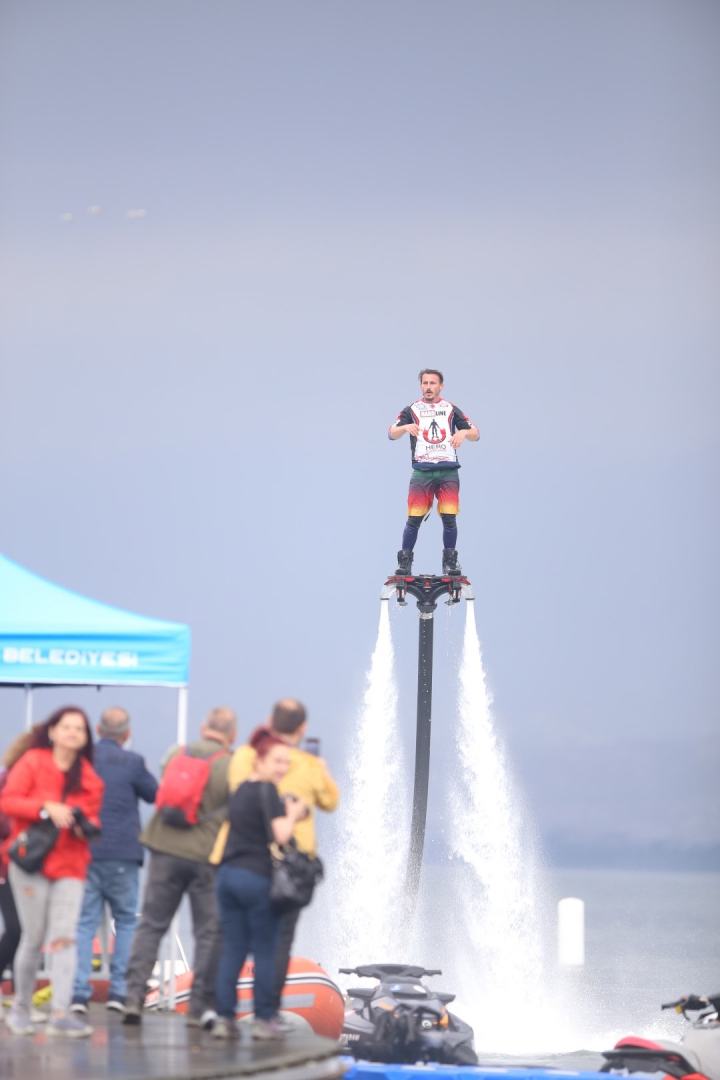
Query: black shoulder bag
9,806,100,875
259,784,324,914
9,818,59,874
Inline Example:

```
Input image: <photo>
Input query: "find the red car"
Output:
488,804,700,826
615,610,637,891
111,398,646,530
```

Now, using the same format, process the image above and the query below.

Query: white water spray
447,602,547,1050
328,602,409,966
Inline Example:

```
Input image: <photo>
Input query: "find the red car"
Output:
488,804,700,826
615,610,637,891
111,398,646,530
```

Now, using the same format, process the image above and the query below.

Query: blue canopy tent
0,553,191,740
0,552,192,1003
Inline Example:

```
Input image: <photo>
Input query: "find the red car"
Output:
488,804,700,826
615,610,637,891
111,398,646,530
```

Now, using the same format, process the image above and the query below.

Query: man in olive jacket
123,707,237,1026
210,698,339,1011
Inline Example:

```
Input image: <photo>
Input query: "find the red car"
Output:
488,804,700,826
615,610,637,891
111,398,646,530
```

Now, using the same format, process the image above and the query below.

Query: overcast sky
1,0,718,855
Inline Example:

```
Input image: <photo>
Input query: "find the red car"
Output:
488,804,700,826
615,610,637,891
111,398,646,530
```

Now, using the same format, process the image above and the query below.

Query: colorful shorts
407,468,460,517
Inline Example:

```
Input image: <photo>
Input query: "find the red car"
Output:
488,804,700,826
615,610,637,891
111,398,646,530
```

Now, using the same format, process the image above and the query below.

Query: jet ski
601,993,720,1080
339,963,477,1065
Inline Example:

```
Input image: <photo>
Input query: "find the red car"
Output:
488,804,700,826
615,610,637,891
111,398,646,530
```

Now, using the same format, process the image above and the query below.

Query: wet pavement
0,1006,346,1080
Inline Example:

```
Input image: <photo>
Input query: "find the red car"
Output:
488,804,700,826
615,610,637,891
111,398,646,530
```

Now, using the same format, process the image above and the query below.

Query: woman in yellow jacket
210,699,338,1013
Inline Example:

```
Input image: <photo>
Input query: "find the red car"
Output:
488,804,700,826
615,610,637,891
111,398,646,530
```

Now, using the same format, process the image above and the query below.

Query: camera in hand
72,807,102,840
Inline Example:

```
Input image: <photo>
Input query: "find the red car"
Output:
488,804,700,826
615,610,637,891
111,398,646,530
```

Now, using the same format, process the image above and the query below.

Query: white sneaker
5,1008,35,1036
186,1008,217,1029
200,1008,217,1030
251,1017,285,1040
211,1017,238,1039
31,1008,49,1024
46,1013,93,1038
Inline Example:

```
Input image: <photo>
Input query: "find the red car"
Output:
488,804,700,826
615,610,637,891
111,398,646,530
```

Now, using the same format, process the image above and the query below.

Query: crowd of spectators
0,697,338,1040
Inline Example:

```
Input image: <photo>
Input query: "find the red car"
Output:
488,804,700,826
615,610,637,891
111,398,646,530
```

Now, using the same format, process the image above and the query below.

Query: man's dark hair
270,698,307,735
418,368,444,384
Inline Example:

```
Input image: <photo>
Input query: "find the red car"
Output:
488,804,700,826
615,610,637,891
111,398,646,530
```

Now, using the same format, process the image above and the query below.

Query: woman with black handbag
214,728,307,1041
0,707,103,1038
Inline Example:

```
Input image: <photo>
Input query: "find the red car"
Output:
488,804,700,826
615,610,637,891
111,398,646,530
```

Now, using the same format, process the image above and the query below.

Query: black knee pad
440,513,457,529
405,517,422,531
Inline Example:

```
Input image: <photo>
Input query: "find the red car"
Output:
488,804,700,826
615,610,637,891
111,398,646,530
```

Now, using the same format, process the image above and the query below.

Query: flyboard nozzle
417,599,437,616
381,574,473,608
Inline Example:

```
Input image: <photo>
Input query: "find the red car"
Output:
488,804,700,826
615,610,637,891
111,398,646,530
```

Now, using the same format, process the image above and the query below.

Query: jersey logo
423,420,447,444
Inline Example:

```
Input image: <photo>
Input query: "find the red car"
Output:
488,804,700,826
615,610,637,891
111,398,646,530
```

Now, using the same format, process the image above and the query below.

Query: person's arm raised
314,759,340,811
270,797,308,846
0,754,69,824
134,757,159,804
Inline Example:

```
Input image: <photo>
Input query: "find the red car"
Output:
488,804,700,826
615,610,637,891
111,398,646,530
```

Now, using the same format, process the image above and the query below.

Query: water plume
447,601,547,1050
328,602,409,968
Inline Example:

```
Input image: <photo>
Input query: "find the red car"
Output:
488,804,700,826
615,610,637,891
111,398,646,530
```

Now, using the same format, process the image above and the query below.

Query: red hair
249,725,285,759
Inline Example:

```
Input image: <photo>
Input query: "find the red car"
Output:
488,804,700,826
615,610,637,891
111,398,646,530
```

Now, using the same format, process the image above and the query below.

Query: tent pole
24,685,34,731
176,686,188,745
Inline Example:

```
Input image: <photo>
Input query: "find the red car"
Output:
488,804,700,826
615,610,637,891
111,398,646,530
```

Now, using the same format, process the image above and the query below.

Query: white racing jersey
389,397,474,469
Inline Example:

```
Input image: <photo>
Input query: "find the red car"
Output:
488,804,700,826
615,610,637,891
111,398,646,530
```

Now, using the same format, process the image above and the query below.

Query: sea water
416,862,720,1065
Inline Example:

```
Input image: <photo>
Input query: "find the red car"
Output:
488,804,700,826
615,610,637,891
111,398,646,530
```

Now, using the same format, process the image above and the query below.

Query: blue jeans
215,865,281,1021
73,860,139,1003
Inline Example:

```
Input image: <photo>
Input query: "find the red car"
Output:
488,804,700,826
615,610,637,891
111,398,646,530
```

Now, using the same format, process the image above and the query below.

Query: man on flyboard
389,369,478,577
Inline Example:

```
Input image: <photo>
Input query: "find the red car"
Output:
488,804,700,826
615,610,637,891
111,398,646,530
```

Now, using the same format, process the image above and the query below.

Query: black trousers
273,907,301,1010
0,877,22,985
125,851,222,1016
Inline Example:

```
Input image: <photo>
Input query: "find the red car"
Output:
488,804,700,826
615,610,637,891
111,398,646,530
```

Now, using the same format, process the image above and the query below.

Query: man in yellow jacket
210,698,339,1011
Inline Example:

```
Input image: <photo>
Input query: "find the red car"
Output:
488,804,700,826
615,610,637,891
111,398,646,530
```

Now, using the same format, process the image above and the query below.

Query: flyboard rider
389,369,478,577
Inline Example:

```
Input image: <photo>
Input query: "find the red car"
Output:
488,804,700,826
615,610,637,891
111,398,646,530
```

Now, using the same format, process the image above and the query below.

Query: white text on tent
2,647,139,668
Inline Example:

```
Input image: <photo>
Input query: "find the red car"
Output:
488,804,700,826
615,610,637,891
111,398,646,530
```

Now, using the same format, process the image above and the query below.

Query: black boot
442,549,462,576
396,549,414,576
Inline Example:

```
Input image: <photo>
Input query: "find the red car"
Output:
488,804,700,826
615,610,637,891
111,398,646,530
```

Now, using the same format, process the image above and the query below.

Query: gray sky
1,0,718,854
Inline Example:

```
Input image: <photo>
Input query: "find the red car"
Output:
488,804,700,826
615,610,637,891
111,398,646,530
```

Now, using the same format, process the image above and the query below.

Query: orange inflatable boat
143,956,344,1039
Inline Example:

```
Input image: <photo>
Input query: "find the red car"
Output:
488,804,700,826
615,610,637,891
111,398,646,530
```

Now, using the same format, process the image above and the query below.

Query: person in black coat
70,708,157,1013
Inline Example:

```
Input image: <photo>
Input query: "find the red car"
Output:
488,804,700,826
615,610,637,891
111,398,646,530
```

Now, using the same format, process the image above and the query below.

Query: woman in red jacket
0,706,104,1038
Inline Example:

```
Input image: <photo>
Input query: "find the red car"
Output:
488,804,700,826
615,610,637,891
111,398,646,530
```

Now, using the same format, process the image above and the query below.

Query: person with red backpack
122,706,237,1027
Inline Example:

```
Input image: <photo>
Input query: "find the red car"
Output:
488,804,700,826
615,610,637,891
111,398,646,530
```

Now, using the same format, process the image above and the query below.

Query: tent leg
24,686,34,731
176,686,188,745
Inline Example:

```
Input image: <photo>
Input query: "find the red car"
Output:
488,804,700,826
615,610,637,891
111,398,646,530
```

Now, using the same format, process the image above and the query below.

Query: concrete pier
0,1006,346,1080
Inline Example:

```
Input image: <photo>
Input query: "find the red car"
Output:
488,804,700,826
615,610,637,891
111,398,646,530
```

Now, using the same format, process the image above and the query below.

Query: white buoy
557,896,585,965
